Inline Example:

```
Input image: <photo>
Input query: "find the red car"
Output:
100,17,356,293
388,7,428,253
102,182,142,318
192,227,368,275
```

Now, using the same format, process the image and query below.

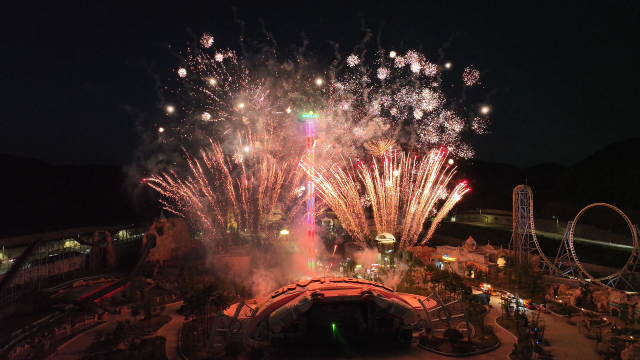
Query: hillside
0,155,157,238
2,136,640,238
455,136,640,231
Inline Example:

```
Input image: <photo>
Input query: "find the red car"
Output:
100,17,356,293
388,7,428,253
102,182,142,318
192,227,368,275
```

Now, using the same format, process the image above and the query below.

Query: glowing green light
302,112,319,119
332,324,336,330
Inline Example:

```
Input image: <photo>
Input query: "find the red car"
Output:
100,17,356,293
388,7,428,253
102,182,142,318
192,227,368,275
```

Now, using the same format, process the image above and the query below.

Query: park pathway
533,308,603,360
155,302,185,360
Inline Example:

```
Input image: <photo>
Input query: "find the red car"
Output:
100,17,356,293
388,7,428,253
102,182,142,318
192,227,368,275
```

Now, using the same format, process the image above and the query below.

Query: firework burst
200,33,214,48
463,67,480,86
364,139,397,157
300,148,470,249
146,130,306,241
144,34,486,249
323,49,486,159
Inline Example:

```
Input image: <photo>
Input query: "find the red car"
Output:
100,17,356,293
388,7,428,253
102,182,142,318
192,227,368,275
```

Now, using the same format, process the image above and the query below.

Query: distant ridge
2,136,640,238
0,156,157,238
455,136,640,232
0,154,51,172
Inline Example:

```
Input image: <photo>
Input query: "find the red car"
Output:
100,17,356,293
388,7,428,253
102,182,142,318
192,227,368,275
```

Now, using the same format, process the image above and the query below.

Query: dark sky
1,1,639,167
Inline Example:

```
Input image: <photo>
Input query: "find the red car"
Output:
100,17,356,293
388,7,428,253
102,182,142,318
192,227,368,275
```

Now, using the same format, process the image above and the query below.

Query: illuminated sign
422,298,438,310
302,111,319,119
442,255,457,262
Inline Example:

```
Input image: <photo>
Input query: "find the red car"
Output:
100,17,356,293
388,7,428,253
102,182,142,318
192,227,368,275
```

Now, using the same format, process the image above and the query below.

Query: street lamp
552,216,558,233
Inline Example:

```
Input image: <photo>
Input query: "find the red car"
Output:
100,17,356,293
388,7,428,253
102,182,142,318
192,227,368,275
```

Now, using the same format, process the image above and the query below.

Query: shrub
443,328,464,348
225,339,247,360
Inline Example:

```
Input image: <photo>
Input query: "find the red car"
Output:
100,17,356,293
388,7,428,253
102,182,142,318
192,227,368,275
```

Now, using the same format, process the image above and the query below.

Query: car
521,299,536,310
499,290,515,298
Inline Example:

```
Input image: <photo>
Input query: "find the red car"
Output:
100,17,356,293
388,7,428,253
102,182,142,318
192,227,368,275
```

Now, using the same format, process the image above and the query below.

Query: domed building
213,277,472,355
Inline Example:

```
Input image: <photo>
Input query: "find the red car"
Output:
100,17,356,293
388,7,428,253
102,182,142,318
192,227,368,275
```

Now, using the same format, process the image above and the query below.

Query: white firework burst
377,67,390,80
346,54,360,67
463,67,480,86
200,33,214,48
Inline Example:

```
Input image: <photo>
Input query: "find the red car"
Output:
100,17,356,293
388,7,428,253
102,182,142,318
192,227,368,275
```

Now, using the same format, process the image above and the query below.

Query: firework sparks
200,33,214,48
364,139,397,157
147,132,306,240
346,54,360,67
423,62,437,77
145,34,488,250
472,117,489,134
300,149,469,249
463,67,480,86
420,181,470,244
323,49,488,157
377,67,390,80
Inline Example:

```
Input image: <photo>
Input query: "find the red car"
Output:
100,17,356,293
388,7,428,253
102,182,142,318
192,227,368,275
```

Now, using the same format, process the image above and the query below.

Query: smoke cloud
380,261,409,290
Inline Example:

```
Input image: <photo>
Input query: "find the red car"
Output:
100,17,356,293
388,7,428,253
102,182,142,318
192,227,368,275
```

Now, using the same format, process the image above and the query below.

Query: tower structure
304,112,318,271
509,185,536,265
551,222,581,279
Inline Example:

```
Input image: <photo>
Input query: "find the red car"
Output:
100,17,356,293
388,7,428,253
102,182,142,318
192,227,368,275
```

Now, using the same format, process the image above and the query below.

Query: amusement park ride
305,111,317,272
509,184,640,293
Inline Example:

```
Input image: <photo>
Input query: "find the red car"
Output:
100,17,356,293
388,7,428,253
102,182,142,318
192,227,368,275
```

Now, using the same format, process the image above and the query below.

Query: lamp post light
552,216,559,234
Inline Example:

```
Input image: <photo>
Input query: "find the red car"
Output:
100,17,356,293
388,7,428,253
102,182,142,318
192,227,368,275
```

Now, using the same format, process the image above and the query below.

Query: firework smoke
140,32,486,260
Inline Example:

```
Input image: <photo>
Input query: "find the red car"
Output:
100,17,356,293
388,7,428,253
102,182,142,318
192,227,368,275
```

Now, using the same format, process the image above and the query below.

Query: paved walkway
537,311,596,360
534,309,612,360
155,302,185,360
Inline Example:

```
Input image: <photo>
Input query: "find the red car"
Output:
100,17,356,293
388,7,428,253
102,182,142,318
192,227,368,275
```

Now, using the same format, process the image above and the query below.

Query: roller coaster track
568,203,639,289
0,236,103,294
0,225,146,296
511,185,555,269
512,185,640,291
82,235,156,302
0,237,48,294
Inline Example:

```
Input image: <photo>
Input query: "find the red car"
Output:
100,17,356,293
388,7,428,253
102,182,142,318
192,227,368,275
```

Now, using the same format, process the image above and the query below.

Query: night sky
1,1,639,167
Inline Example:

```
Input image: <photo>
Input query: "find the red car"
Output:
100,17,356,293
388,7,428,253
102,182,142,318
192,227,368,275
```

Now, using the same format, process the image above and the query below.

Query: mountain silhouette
1,136,640,238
